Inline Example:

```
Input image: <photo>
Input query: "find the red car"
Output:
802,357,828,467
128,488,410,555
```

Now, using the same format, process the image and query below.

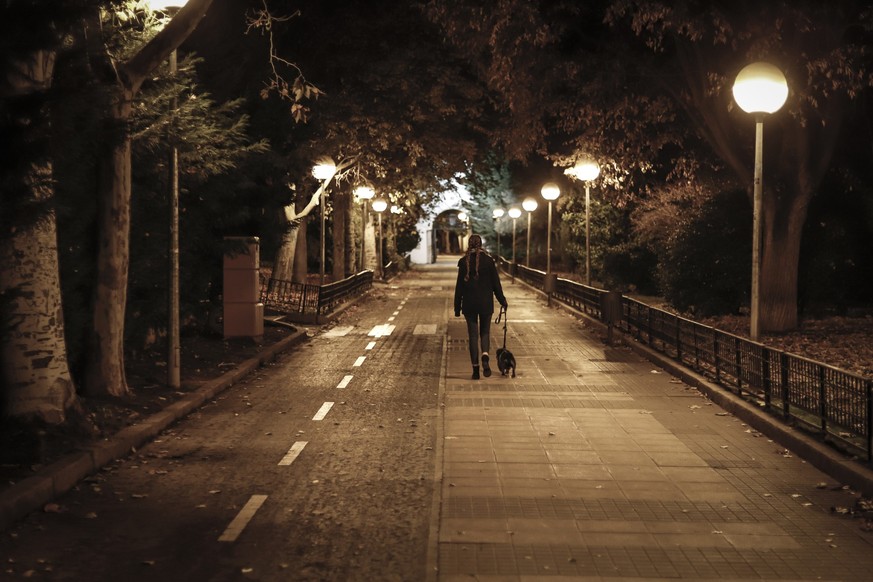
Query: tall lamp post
541,182,561,305
354,185,375,271
371,198,388,280
147,0,189,389
508,206,521,282
312,159,337,286
492,208,505,259
732,62,788,340
522,197,537,268
566,158,600,286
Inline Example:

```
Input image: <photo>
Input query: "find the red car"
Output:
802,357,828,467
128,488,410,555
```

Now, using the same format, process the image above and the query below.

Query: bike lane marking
337,375,353,389
312,402,334,421
278,442,308,466
218,494,268,542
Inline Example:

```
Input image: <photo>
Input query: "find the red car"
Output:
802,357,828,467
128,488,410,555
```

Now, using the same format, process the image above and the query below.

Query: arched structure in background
410,185,472,264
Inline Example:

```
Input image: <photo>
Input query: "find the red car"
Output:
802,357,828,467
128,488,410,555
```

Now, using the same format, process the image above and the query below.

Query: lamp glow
732,62,788,114
566,159,600,182
541,182,560,201
354,185,375,200
371,198,388,213
312,159,337,181
522,198,538,213
507,207,522,219
492,208,505,219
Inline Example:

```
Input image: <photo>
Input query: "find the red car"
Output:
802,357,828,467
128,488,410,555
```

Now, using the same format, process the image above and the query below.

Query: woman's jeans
464,313,491,366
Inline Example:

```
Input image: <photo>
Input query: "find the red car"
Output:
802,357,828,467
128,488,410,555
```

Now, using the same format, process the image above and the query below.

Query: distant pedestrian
454,234,507,379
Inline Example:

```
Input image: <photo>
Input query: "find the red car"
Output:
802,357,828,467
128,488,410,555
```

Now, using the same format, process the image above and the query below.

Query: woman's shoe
482,354,492,377
472,365,480,380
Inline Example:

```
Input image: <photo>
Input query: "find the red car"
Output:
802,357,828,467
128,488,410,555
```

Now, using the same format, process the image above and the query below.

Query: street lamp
146,0,189,390
492,207,505,258
312,159,337,286
371,198,388,280
354,185,375,272
732,61,788,340
508,207,522,283
522,197,537,268
541,182,560,305
566,158,600,285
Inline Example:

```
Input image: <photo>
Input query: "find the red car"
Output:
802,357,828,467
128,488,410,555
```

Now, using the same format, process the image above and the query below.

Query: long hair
464,235,483,281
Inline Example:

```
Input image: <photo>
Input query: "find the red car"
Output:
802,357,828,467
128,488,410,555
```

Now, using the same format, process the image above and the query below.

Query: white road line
368,324,395,337
323,325,354,337
353,356,366,367
218,494,268,542
388,316,395,321
313,402,334,421
397,305,404,310
337,375,353,389
365,341,376,350
392,310,400,316
278,441,308,466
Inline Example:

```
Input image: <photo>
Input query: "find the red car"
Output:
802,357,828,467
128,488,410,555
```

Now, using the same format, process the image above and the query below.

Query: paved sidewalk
434,256,873,581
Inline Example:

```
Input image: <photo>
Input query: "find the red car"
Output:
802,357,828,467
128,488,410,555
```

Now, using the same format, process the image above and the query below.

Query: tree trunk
759,184,811,333
86,93,134,397
332,190,348,281
293,217,309,283
1,50,78,423
271,219,298,283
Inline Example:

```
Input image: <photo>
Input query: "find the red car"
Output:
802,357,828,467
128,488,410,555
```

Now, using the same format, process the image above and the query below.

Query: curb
521,281,873,497
0,327,309,532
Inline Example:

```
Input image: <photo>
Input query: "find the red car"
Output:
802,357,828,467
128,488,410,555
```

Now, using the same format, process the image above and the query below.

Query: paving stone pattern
436,262,873,581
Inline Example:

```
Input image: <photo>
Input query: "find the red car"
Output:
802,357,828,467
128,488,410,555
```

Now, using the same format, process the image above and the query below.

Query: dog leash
495,305,507,349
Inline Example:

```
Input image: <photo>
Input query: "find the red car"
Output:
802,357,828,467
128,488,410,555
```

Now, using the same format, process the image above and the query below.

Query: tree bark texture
332,190,349,281
1,50,78,423
293,217,309,284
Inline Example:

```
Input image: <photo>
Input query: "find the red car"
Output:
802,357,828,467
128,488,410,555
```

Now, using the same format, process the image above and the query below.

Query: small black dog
495,306,516,377
496,346,516,377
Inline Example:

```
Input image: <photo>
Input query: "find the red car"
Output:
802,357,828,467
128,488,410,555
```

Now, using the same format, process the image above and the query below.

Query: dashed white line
392,310,400,316
337,375,353,389
365,341,376,350
353,356,366,367
368,324,395,337
278,441,308,466
313,402,334,421
388,316,396,321
218,494,268,542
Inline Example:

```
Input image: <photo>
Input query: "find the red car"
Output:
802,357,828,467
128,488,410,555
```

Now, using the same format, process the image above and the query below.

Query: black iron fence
261,270,374,323
510,262,873,462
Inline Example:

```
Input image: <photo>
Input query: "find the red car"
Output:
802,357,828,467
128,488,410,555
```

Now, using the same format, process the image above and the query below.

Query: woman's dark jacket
454,251,506,317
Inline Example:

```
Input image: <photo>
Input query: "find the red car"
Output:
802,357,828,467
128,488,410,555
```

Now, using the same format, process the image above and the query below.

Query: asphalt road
0,273,450,581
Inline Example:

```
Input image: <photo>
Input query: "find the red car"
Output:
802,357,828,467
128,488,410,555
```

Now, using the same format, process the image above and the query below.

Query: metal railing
509,263,873,461
261,270,373,322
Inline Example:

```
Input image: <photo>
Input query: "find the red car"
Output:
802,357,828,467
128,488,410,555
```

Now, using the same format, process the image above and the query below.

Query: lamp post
147,0,189,390
522,197,537,268
566,158,600,286
732,61,788,340
492,207,505,259
312,159,337,286
541,182,561,305
354,185,374,271
371,198,388,280
508,207,521,282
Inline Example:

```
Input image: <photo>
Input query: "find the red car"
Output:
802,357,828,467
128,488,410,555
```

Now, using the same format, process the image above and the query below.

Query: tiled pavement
433,257,873,581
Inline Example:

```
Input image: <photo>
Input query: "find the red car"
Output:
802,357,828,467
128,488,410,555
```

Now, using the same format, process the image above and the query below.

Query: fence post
762,347,772,411
780,352,790,419
714,332,721,384
867,381,872,462
647,308,653,347
693,325,700,371
675,317,682,362
734,337,743,396
819,367,827,436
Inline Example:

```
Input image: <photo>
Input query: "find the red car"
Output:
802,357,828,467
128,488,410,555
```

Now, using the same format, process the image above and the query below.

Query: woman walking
453,234,507,379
